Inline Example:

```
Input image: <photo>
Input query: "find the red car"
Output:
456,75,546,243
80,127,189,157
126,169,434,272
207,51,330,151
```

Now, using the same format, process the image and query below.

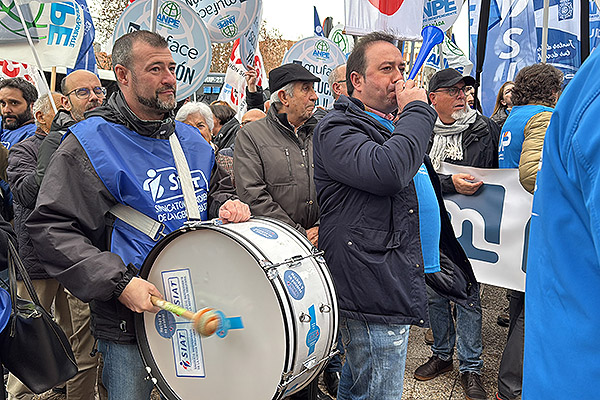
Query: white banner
0,59,46,92
328,24,354,56
425,35,473,75
217,39,267,121
0,0,86,69
439,163,532,292
344,0,425,40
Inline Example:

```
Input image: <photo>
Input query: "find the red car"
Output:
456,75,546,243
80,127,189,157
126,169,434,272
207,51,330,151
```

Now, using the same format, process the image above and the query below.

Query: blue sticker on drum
306,305,320,356
250,226,278,239
284,270,305,300
155,310,176,339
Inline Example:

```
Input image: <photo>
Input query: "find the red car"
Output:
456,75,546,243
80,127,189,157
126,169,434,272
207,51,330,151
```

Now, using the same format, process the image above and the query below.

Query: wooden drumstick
150,295,219,337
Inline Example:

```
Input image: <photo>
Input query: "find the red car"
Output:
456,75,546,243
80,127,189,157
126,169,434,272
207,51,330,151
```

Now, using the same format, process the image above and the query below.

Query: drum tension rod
264,250,325,270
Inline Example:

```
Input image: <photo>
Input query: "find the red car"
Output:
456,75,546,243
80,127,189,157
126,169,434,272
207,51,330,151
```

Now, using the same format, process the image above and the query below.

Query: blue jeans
337,317,410,400
427,285,483,373
97,340,154,400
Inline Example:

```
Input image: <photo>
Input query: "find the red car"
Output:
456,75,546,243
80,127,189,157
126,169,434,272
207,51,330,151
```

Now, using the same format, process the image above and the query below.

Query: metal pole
150,0,158,32
14,0,57,113
541,0,549,62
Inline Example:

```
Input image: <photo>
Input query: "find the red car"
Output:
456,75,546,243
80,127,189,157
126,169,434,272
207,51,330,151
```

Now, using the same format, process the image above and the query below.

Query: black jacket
6,130,48,279
314,96,478,326
431,113,500,194
27,92,237,343
212,116,240,150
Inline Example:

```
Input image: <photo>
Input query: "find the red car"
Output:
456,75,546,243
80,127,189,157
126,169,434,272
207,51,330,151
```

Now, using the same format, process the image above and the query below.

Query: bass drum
135,217,338,400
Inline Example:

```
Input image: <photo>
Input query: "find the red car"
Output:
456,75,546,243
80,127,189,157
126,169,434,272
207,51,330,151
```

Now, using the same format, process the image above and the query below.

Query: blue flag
67,0,97,73
314,6,324,37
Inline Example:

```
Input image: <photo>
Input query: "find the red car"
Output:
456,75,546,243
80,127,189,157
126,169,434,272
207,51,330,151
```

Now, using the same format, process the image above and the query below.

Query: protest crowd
0,1,599,400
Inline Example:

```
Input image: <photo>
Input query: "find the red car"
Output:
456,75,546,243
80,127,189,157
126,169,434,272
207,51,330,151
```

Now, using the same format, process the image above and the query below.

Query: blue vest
498,105,553,168
1,123,35,149
70,118,215,269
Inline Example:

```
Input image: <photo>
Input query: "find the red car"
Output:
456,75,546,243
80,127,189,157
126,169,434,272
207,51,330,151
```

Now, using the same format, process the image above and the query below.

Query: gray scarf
429,107,478,171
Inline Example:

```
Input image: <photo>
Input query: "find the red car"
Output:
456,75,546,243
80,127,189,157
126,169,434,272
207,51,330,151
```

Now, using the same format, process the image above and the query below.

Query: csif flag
0,0,87,69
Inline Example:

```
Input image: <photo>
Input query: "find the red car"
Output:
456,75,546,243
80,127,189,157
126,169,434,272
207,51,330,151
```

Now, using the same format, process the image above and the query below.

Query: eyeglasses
435,86,467,97
66,86,106,99
335,80,346,84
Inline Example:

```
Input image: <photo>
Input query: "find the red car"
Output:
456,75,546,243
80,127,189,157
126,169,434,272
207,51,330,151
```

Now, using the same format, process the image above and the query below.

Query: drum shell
135,217,338,400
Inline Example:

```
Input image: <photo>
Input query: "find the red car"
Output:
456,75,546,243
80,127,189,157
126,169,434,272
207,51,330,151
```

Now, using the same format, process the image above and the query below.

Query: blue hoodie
523,47,600,398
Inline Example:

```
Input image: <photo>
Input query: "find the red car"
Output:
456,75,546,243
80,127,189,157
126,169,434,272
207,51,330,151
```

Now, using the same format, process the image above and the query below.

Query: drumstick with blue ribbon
150,295,244,338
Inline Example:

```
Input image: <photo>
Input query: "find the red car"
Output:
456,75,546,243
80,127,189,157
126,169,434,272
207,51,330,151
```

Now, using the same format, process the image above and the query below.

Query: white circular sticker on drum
184,0,262,43
113,0,212,101
250,226,278,239
284,270,305,300
155,310,176,338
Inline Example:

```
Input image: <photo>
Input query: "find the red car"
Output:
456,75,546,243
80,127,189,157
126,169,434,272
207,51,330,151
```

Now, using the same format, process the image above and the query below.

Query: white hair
175,101,214,132
33,92,58,128
269,82,296,107
328,64,345,90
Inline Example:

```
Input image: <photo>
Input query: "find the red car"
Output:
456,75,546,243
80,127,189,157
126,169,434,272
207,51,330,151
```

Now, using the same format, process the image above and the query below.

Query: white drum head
137,228,287,400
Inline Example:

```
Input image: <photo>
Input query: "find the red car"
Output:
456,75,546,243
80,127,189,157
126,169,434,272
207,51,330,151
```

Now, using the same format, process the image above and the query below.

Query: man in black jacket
27,31,249,400
313,32,478,400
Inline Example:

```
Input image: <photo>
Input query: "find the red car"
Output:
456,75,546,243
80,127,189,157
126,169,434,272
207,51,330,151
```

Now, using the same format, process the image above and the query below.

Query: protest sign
422,0,463,32
184,0,262,43
113,0,211,101
439,163,532,292
282,37,346,110
328,24,353,56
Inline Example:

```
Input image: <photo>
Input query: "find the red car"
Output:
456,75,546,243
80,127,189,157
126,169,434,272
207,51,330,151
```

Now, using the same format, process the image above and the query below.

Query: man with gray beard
413,68,499,400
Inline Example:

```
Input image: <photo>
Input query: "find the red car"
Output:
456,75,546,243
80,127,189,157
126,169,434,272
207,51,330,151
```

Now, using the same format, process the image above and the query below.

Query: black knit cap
429,68,477,93
269,63,320,92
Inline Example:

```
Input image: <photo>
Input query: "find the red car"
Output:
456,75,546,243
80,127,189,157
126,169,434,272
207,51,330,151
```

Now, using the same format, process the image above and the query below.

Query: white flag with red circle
344,0,425,40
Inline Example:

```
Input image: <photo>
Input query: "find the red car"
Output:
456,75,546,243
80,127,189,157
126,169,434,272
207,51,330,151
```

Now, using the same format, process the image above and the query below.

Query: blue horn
407,26,445,81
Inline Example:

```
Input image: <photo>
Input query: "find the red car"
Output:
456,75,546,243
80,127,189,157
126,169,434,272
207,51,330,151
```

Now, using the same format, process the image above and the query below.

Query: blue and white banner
439,163,532,292
68,0,96,73
314,6,324,37
282,37,347,110
533,0,600,81
0,0,86,69
470,0,600,116
113,0,211,101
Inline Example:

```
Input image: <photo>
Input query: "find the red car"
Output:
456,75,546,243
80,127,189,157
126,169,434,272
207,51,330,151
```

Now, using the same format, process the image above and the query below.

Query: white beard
451,108,469,121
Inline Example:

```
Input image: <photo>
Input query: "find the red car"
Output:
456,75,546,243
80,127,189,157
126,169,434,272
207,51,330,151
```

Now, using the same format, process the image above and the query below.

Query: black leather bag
0,240,78,394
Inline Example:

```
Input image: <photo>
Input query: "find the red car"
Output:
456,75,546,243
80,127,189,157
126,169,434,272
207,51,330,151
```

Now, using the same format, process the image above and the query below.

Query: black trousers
497,290,525,400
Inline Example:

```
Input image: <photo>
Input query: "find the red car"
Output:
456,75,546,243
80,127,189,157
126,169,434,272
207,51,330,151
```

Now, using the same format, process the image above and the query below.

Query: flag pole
541,0,549,62
581,0,590,64
150,0,158,32
14,0,58,113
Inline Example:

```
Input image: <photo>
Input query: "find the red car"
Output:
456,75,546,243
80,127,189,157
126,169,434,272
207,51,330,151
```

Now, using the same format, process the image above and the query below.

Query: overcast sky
91,0,470,57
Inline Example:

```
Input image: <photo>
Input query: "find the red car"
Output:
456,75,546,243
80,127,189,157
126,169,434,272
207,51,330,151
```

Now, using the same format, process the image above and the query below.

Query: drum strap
169,132,202,221
107,133,201,239
108,203,165,241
